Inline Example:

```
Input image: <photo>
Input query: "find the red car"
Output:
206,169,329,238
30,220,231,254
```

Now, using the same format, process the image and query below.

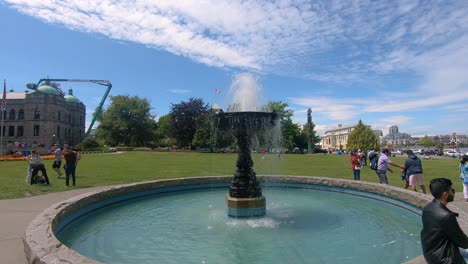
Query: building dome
64,89,80,103
37,84,59,95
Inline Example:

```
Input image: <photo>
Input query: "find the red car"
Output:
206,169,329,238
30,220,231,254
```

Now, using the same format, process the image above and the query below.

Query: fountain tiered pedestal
215,111,278,217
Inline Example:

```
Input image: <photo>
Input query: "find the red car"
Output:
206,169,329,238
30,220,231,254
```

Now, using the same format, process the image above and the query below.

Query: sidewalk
1,187,468,264
0,187,105,264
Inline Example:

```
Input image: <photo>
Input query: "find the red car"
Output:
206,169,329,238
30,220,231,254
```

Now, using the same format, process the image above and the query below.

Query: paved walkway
1,186,468,264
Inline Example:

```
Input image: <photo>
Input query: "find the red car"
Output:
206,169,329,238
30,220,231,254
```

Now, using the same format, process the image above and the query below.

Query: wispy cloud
169,89,191,94
5,0,468,135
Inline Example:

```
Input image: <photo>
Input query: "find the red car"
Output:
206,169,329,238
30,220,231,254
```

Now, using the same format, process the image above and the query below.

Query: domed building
1,83,85,153
381,125,413,146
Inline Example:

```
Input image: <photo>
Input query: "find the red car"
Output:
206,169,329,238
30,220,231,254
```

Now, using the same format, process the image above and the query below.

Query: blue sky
1,0,468,137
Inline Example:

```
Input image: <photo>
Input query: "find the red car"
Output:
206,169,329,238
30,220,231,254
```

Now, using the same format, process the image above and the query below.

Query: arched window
9,109,15,120
18,109,24,119
34,109,40,119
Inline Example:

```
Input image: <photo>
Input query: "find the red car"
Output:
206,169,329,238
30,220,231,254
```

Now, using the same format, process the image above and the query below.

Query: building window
34,109,40,119
57,126,60,137
8,126,14,136
33,125,40,136
17,126,23,137
18,109,24,119
9,109,15,120
1,126,4,136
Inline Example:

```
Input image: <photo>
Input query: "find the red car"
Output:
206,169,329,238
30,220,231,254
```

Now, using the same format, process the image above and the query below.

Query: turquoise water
57,188,422,263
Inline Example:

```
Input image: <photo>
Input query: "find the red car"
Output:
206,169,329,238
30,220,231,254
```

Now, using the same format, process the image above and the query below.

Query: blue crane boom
27,78,112,143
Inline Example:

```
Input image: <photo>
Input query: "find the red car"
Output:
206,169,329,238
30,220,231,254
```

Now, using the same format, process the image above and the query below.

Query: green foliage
97,95,157,146
155,114,175,147
347,120,379,151
192,113,212,148
266,101,293,121
170,98,209,148
419,136,435,148
81,137,102,150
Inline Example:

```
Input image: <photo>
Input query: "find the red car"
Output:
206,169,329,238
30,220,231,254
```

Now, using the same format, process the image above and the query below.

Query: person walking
460,155,468,203
404,150,427,194
63,146,78,187
375,148,404,184
350,150,361,180
421,178,468,263
52,144,63,178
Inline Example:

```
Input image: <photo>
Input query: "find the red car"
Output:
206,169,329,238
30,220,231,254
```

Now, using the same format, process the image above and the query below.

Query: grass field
0,151,462,199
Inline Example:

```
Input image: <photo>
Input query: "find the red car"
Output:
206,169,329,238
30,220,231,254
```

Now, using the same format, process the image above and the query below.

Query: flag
214,89,221,94
1,80,6,111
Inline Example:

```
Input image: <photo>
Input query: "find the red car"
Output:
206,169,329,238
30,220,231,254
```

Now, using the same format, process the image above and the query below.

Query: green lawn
0,152,462,199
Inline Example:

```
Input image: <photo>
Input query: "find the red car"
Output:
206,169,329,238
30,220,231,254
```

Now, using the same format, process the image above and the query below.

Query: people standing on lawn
350,150,361,181
404,150,427,194
27,150,50,185
52,144,63,178
360,149,367,166
375,148,405,184
421,178,468,263
63,146,78,187
460,155,468,203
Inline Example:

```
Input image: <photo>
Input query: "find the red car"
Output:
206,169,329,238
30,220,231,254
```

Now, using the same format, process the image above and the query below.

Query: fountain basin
24,176,435,264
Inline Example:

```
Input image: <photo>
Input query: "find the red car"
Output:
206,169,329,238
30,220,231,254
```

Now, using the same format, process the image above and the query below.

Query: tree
192,113,212,149
347,120,379,151
97,95,156,146
170,98,209,148
419,136,435,149
155,114,174,147
266,101,300,150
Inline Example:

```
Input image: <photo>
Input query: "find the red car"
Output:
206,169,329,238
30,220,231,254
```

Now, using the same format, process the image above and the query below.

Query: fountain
214,73,279,217
23,73,431,264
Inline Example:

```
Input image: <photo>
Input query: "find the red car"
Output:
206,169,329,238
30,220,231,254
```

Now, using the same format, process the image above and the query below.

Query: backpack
370,156,379,170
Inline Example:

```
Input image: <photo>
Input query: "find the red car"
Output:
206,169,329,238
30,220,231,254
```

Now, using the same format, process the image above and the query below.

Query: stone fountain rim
24,175,438,264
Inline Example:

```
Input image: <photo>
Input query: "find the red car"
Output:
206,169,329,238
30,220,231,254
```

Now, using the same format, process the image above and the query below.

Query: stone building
380,125,413,146
321,124,357,150
0,84,85,153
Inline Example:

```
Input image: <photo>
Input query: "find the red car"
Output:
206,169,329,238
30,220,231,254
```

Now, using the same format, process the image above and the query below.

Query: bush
82,137,102,150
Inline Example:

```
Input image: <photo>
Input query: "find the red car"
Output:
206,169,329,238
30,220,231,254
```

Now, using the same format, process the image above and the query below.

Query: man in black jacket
421,178,468,263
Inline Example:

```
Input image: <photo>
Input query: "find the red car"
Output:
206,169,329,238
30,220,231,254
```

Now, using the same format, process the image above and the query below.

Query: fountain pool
23,176,432,264
56,186,422,263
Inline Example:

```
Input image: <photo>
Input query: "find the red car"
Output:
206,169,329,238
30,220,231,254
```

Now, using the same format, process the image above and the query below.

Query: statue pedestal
226,194,266,218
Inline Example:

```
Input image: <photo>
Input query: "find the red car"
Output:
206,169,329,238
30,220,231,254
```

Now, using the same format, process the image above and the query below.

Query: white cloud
6,0,468,136
169,89,191,94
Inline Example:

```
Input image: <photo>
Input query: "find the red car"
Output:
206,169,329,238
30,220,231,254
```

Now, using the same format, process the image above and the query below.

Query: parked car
414,149,425,155
444,150,460,158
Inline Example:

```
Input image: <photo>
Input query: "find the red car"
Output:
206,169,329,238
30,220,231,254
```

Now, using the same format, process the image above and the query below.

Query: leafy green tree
419,136,435,149
97,95,156,146
155,114,175,146
170,98,209,148
347,120,379,151
192,113,212,149
266,101,300,149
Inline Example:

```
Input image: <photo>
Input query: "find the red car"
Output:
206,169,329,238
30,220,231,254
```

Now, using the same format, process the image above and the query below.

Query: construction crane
26,78,112,142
